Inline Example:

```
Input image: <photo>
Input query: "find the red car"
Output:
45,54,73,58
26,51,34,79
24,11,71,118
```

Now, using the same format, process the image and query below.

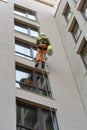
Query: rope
41,65,56,130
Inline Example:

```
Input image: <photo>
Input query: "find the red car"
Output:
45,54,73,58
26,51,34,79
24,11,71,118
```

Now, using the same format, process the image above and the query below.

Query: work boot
35,62,39,68
42,63,45,69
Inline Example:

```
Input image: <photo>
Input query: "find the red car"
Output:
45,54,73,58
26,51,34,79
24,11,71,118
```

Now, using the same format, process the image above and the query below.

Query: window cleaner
35,32,53,69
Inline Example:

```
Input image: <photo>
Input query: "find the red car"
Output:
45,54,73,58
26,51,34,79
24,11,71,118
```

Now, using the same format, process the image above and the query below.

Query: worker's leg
41,50,47,69
35,49,42,67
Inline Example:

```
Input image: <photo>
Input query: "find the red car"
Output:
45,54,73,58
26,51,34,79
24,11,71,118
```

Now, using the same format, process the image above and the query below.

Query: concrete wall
0,0,16,130
55,0,87,129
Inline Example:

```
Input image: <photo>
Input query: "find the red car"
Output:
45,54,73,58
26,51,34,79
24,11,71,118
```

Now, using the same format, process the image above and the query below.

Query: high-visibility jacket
36,35,51,48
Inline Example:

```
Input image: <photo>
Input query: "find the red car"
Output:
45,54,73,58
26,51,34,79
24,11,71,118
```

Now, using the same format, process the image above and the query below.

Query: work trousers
36,48,47,63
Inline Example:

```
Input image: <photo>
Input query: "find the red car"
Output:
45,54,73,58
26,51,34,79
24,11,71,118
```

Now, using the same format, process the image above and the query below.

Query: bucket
47,45,53,56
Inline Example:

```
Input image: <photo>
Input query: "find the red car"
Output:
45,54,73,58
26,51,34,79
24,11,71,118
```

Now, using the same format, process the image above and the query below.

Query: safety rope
41,65,56,130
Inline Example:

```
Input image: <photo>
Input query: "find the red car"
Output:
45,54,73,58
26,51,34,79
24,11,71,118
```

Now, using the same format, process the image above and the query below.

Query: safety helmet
40,32,45,36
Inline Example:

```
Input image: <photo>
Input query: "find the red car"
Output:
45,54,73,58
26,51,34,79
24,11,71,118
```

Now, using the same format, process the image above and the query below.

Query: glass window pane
74,0,79,3
27,14,36,21
74,27,80,40
14,25,28,34
42,110,58,130
32,48,37,59
66,12,72,22
65,5,72,22
16,69,34,89
15,44,32,60
30,29,39,37
37,73,51,97
74,27,81,41
84,8,87,19
81,1,87,20
81,42,87,67
17,104,38,130
72,20,81,42
14,10,26,17
83,53,87,65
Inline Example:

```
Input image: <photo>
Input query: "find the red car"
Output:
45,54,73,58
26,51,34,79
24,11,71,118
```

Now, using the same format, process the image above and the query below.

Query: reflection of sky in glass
15,44,31,56
15,53,32,60
14,10,26,17
33,49,37,58
16,70,29,81
14,25,28,34
74,27,81,40
16,70,29,88
67,12,72,21
30,30,39,37
85,8,87,18
27,14,36,21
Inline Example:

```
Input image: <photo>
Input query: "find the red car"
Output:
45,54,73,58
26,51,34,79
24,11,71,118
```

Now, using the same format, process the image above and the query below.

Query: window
16,102,58,130
14,5,36,21
14,22,39,38
16,65,52,97
74,0,79,3
17,103,38,130
80,0,87,20
74,0,79,4
63,2,72,23
15,40,37,60
81,40,87,68
0,0,8,2
71,18,82,42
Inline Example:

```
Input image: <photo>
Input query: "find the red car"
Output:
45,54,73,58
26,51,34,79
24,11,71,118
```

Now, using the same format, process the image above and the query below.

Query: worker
35,32,51,69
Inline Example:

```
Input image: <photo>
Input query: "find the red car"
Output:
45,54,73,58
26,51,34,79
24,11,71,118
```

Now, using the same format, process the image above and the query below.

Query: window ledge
0,0,8,3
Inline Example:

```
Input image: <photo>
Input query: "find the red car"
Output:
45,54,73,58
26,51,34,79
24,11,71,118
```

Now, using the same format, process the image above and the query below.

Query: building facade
0,0,87,130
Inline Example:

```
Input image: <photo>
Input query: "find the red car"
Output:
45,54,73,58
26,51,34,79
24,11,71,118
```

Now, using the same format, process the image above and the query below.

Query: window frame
14,4,37,22
15,65,52,97
80,40,87,68
70,18,82,43
16,102,59,130
80,0,87,20
14,21,39,38
62,2,72,23
15,40,37,60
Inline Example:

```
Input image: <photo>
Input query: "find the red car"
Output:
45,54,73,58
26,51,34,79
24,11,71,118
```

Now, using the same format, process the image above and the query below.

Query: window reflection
15,41,37,60
17,103,38,130
81,1,87,20
14,6,36,21
30,29,39,37
14,23,39,38
33,48,37,59
16,103,59,130
42,110,58,130
72,19,81,42
37,73,51,97
81,41,87,68
64,3,72,23
14,25,28,34
16,67,52,97
27,13,36,21
14,10,26,17
74,0,79,3
16,70,33,89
